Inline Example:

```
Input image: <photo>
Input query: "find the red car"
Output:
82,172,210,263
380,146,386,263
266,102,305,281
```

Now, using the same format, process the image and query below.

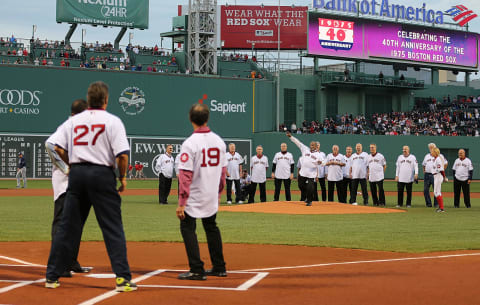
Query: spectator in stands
378,71,384,84
120,63,125,70
34,58,39,65
137,64,142,71
10,35,16,44
23,49,28,56
344,68,350,81
42,58,47,66
47,59,53,66
60,59,65,67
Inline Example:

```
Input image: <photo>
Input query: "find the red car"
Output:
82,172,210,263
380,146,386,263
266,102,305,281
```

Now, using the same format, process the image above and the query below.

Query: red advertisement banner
220,5,308,50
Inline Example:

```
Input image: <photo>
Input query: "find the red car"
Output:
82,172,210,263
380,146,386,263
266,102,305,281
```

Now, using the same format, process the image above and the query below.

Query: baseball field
1,179,480,305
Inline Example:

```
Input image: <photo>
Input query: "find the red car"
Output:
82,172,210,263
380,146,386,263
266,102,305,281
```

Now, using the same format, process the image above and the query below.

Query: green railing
319,71,425,88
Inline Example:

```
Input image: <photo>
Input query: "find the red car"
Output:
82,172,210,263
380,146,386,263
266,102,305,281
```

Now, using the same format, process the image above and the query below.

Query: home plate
85,273,116,278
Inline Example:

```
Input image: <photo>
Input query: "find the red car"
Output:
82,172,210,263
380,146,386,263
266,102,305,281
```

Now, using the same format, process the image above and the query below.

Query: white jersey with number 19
55,109,130,167
178,129,227,218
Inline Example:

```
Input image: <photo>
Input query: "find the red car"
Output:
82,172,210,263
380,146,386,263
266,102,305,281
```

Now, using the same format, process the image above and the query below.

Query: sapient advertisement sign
56,0,149,29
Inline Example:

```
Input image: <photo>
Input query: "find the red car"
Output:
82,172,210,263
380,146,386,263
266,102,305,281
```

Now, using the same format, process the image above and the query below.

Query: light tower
187,0,217,74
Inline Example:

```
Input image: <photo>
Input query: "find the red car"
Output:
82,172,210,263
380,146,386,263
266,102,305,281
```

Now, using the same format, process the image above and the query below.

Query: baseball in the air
284,127,287,131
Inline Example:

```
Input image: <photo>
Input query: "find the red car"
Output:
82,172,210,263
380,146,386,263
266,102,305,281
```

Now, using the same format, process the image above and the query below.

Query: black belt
71,162,114,169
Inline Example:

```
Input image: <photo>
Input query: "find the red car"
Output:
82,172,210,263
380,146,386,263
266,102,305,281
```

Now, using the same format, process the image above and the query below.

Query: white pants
433,174,443,197
16,167,27,187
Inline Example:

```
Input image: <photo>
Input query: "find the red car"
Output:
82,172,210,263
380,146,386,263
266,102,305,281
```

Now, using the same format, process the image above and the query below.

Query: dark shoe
205,269,227,277
71,266,93,273
434,204,439,208
45,279,60,288
306,202,312,206
178,272,206,281
61,271,72,278
426,204,432,207
115,277,137,292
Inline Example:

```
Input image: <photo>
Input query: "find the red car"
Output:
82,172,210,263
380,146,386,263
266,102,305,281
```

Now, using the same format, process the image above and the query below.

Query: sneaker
227,201,232,204
238,201,243,204
436,209,445,213
45,279,60,289
395,205,402,208
178,272,206,281
205,269,227,277
352,202,358,206
306,202,312,206
71,266,93,273
406,205,411,208
115,277,137,292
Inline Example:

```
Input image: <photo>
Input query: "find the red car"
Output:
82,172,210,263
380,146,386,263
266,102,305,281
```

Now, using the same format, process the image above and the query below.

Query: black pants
46,164,131,281
318,177,327,201
249,182,266,203
397,182,413,207
351,178,369,205
328,180,345,203
158,173,172,203
454,179,471,208
180,212,226,274
51,193,82,271
226,179,241,202
298,175,306,201
423,173,438,207
238,185,250,202
370,180,385,206
274,178,291,201
343,178,353,204
298,176,315,203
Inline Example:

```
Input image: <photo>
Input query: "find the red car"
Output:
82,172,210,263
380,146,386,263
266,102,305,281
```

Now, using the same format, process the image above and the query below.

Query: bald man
395,146,418,207
452,149,473,208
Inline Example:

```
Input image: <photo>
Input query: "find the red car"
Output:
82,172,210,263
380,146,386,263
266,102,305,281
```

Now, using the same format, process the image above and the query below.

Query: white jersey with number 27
179,130,227,218
55,109,130,167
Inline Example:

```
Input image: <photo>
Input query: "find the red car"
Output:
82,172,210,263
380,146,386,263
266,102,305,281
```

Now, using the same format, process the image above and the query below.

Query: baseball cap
18,152,23,156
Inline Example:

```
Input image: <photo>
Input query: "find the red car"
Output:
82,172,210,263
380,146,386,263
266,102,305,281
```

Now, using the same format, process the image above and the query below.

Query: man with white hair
315,142,327,202
324,145,346,203
422,143,448,208
225,143,244,204
395,146,418,207
249,146,269,203
350,143,369,205
367,144,386,206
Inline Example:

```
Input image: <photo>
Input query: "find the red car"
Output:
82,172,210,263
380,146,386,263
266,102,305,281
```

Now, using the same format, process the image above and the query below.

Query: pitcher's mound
219,201,406,215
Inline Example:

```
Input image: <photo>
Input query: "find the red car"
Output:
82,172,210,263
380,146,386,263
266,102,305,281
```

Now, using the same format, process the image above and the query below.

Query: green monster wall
0,65,274,138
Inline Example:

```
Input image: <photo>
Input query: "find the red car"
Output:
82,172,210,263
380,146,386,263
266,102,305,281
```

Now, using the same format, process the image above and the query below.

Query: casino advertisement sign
308,13,479,69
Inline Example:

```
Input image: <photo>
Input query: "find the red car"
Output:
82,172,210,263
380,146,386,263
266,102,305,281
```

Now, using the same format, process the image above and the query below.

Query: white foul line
238,252,480,272
138,285,240,291
0,279,45,294
0,255,45,267
78,269,166,305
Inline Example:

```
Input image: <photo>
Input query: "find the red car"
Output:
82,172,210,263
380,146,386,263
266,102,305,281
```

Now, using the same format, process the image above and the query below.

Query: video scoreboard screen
308,12,479,70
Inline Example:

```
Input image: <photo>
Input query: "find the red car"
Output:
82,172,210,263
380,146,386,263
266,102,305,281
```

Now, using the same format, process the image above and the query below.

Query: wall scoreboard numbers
0,135,52,179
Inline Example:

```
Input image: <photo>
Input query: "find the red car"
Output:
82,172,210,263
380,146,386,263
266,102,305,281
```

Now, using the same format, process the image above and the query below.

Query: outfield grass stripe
239,252,480,272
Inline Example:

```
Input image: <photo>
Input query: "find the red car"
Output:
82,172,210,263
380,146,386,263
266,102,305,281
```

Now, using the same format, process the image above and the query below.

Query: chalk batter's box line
79,270,269,305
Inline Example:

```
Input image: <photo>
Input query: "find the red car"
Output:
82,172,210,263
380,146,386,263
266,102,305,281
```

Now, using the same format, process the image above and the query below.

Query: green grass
1,180,480,253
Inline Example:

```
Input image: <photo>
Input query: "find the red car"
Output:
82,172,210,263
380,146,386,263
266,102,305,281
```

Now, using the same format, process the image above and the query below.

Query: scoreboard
308,12,479,71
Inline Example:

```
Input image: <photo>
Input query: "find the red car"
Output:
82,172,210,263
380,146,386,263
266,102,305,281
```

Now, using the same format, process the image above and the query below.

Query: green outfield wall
252,132,480,180
0,65,274,138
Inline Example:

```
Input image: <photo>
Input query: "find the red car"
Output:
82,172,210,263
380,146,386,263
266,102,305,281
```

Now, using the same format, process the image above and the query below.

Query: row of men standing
154,137,474,208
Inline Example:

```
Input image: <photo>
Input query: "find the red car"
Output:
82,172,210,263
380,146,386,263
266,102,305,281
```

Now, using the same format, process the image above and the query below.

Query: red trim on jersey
194,126,211,133
178,169,193,206
180,153,189,162
87,108,105,111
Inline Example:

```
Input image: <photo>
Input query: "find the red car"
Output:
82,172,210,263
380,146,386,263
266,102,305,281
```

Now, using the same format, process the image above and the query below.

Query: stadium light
32,25,37,39
81,29,86,45
129,32,134,45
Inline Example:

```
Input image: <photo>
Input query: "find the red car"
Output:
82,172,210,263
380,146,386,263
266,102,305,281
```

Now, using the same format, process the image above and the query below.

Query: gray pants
16,168,27,188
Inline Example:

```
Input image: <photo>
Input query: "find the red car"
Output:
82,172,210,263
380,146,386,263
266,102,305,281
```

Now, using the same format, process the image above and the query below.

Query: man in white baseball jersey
176,103,227,280
45,99,91,276
452,149,473,208
271,143,294,201
395,146,418,207
367,144,386,206
225,143,243,204
45,81,136,291
249,146,269,203
423,143,448,208
324,145,346,203
315,142,327,202
155,145,175,204
286,132,323,206
350,143,369,205
343,146,353,204
431,148,447,212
